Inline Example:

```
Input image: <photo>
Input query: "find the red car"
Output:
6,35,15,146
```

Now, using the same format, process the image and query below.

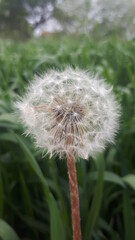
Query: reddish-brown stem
67,152,82,240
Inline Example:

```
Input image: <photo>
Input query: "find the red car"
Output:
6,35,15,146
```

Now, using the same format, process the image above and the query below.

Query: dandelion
16,67,120,240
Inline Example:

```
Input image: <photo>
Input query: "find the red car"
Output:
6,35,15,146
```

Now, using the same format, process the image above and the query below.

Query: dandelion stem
67,152,82,240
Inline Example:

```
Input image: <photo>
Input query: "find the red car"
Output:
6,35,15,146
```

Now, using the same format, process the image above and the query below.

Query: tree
0,0,56,38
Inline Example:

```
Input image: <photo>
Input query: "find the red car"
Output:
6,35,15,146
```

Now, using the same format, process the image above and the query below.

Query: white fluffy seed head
15,67,121,159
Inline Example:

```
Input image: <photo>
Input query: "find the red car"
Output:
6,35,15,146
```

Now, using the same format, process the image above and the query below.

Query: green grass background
0,35,135,240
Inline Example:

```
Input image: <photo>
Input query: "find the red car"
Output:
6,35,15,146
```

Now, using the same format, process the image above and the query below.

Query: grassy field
0,35,135,240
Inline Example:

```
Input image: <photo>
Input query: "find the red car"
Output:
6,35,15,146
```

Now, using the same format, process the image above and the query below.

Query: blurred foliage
0,35,135,239
0,0,56,39
57,0,135,39
0,0,135,39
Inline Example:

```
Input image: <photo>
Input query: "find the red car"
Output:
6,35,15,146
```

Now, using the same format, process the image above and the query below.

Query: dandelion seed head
16,67,120,159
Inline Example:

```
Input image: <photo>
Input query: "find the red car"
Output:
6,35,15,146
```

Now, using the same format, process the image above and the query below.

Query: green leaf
84,154,105,240
0,114,17,123
123,190,135,240
0,219,20,240
19,170,34,216
15,134,65,240
4,200,49,235
0,169,4,217
89,171,125,188
0,133,17,143
123,174,135,190
19,170,38,239
15,134,50,196
49,160,69,234
104,172,125,187
48,194,65,240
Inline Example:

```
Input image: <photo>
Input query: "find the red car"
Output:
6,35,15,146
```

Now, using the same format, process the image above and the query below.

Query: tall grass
0,35,135,240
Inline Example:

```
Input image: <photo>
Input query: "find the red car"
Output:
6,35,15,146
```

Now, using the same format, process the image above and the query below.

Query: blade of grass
0,114,17,123
50,159,69,224
0,219,20,240
15,134,65,240
49,193,65,240
88,171,125,188
0,133,18,143
84,154,105,240
19,169,39,240
15,134,50,196
5,199,49,234
0,167,4,217
123,174,135,191
123,190,135,240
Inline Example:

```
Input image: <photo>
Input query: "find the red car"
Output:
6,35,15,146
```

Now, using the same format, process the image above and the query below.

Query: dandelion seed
16,67,120,160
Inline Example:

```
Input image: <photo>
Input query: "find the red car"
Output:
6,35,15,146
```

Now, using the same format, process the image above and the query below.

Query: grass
0,35,135,240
